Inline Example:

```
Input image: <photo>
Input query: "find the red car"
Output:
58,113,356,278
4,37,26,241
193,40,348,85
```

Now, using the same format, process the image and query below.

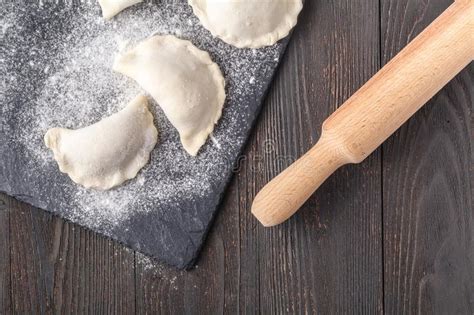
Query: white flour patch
136,253,182,288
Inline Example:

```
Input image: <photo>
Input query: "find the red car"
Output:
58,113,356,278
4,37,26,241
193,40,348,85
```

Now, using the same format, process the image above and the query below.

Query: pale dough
44,95,158,190
188,0,303,48
113,35,226,156
98,0,142,20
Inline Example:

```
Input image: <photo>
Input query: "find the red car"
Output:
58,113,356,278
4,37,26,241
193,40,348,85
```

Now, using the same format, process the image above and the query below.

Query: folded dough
44,95,158,190
113,35,226,156
98,0,142,20
188,0,303,48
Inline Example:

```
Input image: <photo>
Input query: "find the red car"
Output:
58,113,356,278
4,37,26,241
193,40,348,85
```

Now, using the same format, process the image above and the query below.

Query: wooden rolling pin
252,0,474,227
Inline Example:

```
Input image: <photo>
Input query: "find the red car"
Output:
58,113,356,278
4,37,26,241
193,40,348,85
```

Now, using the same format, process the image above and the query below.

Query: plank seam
133,251,137,314
8,203,13,313
378,0,386,313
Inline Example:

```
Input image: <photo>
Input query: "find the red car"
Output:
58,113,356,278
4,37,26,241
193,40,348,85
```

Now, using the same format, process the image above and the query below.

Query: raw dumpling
98,0,142,20
113,35,226,156
44,95,158,190
188,0,303,48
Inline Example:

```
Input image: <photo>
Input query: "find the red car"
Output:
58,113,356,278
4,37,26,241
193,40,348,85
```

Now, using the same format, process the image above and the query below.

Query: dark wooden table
1,0,473,313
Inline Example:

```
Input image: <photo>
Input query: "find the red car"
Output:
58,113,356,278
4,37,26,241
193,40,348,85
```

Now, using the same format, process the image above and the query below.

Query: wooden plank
237,0,383,313
0,194,12,313
381,0,474,314
7,196,136,313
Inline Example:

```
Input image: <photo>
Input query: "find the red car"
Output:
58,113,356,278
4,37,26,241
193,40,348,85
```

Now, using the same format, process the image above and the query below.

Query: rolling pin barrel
252,0,473,227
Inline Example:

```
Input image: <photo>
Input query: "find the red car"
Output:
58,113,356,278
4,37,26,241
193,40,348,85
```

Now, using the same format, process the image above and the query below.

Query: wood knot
0,198,7,211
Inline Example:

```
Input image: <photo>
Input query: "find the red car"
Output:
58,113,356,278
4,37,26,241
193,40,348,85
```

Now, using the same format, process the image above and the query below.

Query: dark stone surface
0,0,291,269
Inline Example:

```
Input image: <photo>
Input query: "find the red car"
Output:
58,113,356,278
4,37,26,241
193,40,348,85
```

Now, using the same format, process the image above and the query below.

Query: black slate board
0,0,292,269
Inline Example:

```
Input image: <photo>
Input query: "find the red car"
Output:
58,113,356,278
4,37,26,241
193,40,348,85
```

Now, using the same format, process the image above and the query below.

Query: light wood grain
252,0,474,227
